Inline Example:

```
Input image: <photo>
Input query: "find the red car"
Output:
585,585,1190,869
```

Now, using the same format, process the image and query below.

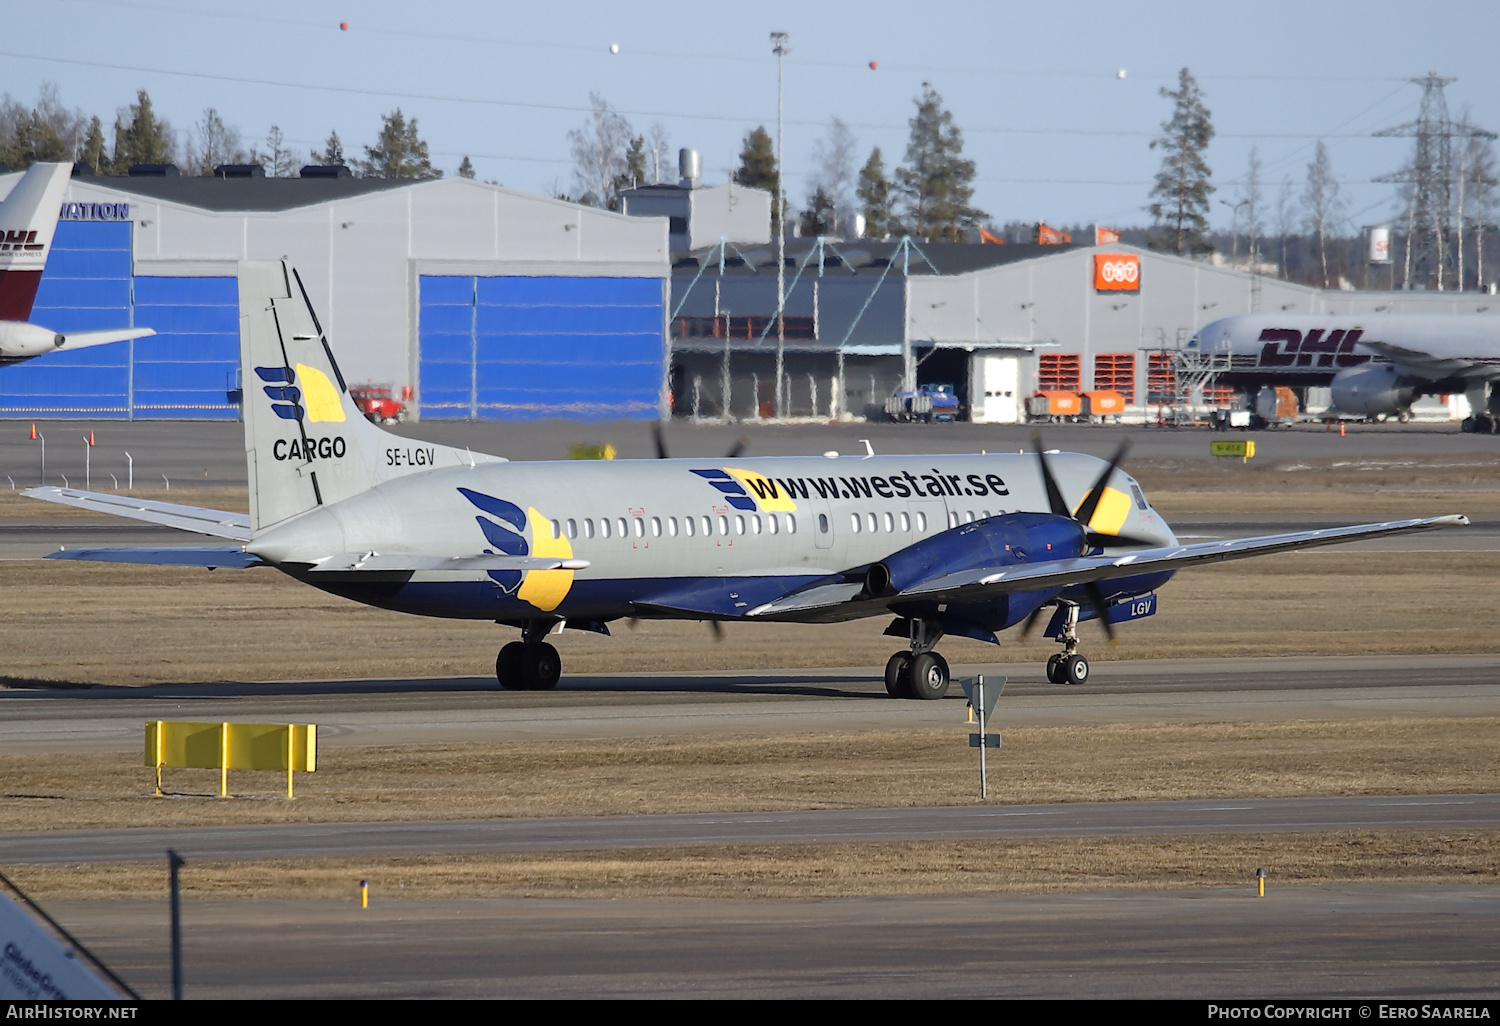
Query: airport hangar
0,162,1493,424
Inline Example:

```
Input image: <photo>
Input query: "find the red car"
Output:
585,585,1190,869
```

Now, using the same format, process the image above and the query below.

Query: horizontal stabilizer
57,327,156,351
47,547,262,568
23,487,251,541
303,552,591,572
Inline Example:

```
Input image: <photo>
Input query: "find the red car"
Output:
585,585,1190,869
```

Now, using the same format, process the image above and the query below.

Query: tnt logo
1094,253,1139,291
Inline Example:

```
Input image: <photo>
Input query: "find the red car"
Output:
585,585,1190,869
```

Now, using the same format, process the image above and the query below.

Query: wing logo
253,364,347,423
458,487,574,611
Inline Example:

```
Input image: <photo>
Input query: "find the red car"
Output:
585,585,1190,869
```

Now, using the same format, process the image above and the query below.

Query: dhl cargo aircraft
0,162,154,364
1193,312,1500,430
24,262,1468,695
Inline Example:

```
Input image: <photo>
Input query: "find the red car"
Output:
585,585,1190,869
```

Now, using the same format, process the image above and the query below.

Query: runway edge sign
0,889,120,999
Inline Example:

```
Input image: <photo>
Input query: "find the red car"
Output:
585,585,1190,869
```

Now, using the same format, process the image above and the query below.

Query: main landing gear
1043,603,1090,686
495,620,562,690
884,619,950,700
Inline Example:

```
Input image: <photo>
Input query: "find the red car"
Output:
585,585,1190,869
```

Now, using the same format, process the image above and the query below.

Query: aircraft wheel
1062,654,1090,686
908,652,950,700
520,642,562,690
884,652,913,698
1046,653,1065,684
496,642,526,689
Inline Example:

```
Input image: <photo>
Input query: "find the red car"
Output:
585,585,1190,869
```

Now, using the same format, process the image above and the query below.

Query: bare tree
186,108,245,175
645,122,671,184
805,117,858,235
1466,133,1498,291
568,92,634,209
1274,177,1294,279
1303,141,1345,287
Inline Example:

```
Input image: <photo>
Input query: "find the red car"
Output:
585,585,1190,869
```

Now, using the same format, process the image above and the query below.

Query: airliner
23,262,1467,695
0,162,154,364
1192,312,1500,430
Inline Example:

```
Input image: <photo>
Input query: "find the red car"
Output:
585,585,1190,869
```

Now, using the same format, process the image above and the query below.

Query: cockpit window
1130,483,1149,510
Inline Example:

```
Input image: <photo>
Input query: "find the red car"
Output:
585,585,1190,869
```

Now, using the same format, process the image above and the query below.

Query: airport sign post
959,675,1005,798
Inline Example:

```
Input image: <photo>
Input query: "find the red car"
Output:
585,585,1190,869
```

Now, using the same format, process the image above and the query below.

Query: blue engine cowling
865,512,1086,598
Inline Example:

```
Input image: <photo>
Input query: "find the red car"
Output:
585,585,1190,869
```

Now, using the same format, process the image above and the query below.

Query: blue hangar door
418,275,664,420
0,221,239,420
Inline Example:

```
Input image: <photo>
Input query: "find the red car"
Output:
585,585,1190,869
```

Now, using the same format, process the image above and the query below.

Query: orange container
1082,390,1126,416
1037,391,1081,416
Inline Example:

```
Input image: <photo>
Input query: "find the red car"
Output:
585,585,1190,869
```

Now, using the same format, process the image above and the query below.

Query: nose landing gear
1044,603,1090,686
884,618,950,699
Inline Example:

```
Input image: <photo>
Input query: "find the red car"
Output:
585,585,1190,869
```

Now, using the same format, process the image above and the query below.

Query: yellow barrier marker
1210,440,1256,463
1256,867,1267,897
146,722,317,798
360,880,369,909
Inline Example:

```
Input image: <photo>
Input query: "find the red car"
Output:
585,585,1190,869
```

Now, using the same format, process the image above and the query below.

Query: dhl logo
1255,328,1371,369
0,229,44,252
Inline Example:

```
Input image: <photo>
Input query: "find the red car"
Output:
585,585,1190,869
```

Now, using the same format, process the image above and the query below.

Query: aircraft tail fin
238,261,501,533
0,162,71,321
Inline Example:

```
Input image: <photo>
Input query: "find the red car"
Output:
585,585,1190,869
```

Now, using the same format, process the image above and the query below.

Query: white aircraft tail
239,261,501,533
0,162,71,321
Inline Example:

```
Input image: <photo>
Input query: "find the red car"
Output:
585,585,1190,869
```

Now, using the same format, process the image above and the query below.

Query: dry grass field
4,457,1498,900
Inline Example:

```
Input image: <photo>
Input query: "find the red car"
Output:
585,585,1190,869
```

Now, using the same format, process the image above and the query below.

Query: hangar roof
671,239,1077,277
66,172,411,212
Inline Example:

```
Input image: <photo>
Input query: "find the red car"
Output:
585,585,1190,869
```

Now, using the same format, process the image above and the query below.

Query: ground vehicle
886,384,961,422
349,385,407,424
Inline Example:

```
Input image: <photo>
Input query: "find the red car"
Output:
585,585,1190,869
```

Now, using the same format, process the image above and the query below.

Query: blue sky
5,0,1497,233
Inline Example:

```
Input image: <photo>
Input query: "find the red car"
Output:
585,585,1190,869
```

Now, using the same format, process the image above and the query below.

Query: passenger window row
550,513,799,541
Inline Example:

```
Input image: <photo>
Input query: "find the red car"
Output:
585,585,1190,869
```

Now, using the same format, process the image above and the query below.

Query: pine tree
894,83,983,241
457,155,475,179
798,186,837,237
313,130,345,167
112,89,173,170
857,146,893,239
357,109,440,179
261,125,298,177
612,135,647,202
78,116,109,174
734,126,779,229
1148,68,1215,255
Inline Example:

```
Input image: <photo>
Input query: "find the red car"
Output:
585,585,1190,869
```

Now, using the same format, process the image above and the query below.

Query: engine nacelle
0,320,65,359
865,512,1086,598
1330,363,1416,417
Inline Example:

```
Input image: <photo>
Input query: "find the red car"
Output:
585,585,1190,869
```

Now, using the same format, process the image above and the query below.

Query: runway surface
7,793,1499,865
48,885,1500,999
3,654,1498,750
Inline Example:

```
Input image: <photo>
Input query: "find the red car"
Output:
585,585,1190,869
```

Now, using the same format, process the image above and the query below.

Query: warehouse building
3,161,1494,424
0,166,669,420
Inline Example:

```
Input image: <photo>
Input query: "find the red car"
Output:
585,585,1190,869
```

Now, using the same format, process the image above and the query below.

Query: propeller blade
1019,602,1051,641
1084,582,1118,645
708,619,724,642
1030,433,1070,519
723,436,749,460
652,423,670,460
1074,439,1132,530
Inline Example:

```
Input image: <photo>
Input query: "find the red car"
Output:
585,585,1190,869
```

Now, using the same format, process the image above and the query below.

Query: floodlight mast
772,31,790,419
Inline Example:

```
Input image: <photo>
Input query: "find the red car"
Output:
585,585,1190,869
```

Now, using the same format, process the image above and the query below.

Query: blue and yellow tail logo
254,363,346,423
459,487,573,612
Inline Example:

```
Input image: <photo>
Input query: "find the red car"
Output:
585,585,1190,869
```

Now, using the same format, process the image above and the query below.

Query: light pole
771,31,790,419
1221,198,1249,268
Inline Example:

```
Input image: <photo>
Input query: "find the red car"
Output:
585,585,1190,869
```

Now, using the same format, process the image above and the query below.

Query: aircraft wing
23,487,251,542
56,327,157,352
1358,340,1500,381
302,553,590,572
748,515,1469,622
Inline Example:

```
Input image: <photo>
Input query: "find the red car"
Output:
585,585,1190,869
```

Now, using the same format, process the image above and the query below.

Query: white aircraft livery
1193,312,1500,429
24,262,1468,695
0,162,154,365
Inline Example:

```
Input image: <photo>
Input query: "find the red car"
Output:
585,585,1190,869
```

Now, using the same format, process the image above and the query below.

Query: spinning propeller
1021,433,1142,644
